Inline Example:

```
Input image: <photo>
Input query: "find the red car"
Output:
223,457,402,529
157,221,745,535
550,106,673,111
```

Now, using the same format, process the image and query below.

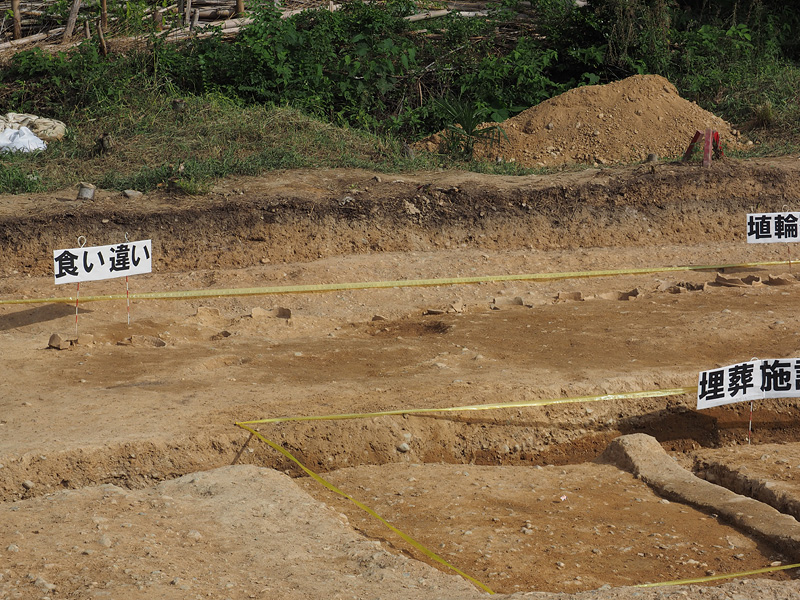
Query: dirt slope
418,74,747,167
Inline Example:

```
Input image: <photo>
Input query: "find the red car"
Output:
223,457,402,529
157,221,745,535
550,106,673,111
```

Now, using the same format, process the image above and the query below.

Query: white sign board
53,239,152,284
697,358,800,409
747,212,800,243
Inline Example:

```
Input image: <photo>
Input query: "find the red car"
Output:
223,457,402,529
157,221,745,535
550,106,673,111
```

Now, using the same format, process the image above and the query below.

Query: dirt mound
419,74,745,167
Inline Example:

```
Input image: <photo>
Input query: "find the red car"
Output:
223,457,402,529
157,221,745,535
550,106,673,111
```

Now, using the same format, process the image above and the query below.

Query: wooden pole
63,0,82,43
11,0,22,40
96,18,107,56
101,0,108,30
235,0,244,18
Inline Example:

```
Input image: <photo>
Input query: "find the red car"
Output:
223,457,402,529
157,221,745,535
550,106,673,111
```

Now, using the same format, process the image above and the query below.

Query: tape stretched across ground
237,386,800,590
0,260,792,305
236,387,698,425
236,423,497,595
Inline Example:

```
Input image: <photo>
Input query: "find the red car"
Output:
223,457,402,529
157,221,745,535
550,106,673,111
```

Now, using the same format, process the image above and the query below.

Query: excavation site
2,74,800,599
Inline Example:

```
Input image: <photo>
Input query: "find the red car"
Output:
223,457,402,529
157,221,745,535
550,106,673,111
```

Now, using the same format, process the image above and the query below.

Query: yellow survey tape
235,388,695,594
0,260,792,305
236,387,698,425
237,386,800,592
636,561,800,587
235,423,495,595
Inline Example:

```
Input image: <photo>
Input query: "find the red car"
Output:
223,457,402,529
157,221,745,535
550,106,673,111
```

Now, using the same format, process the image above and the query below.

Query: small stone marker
556,291,584,302
77,182,96,200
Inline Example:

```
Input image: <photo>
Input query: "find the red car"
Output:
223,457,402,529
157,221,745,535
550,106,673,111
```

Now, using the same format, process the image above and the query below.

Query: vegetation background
0,0,798,193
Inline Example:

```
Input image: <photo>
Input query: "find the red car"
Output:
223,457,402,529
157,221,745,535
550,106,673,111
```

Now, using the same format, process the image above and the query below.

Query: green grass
0,86,564,194
1,94,445,194
2,46,800,195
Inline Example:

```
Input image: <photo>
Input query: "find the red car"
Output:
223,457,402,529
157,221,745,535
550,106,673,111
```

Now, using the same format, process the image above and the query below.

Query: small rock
371,315,387,321
276,307,292,319
123,189,143,199
250,307,269,320
7,544,19,552
48,333,70,350
22,480,35,490
98,535,112,548
397,443,410,453
449,301,466,313
34,576,56,592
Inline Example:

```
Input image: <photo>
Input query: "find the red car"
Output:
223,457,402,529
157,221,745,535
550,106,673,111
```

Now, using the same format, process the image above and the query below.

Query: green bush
2,0,800,195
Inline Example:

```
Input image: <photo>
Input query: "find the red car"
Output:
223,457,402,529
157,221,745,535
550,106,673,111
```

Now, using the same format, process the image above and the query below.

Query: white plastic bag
0,126,47,153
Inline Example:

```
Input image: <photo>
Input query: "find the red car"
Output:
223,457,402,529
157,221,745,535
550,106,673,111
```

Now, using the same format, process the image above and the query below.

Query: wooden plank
682,130,702,163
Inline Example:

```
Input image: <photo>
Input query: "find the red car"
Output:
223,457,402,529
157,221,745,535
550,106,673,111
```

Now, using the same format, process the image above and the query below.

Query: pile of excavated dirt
418,74,746,167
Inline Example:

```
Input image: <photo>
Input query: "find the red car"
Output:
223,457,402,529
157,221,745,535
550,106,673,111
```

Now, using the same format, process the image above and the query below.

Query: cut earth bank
2,154,800,599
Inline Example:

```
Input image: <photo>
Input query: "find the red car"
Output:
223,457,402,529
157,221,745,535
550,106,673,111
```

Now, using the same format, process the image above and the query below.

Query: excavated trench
4,160,800,595
4,400,800,500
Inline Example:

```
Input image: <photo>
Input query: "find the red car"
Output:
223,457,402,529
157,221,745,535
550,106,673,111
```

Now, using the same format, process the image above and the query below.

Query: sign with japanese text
697,358,800,410
747,212,800,243
53,240,152,284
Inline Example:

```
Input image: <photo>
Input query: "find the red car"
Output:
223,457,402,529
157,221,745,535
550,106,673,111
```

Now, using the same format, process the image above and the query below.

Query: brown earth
417,74,748,167
3,153,800,599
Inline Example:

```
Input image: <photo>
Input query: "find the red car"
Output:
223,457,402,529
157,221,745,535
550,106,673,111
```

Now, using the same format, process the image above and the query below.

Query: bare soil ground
3,156,800,599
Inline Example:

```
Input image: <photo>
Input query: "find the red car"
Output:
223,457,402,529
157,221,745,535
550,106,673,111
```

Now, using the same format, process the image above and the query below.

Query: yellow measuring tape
237,386,800,592
636,562,800,587
236,387,697,425
0,260,792,305
236,423,496,594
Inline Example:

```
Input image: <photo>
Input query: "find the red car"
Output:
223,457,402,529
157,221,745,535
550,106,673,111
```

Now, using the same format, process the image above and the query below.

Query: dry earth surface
2,152,800,599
